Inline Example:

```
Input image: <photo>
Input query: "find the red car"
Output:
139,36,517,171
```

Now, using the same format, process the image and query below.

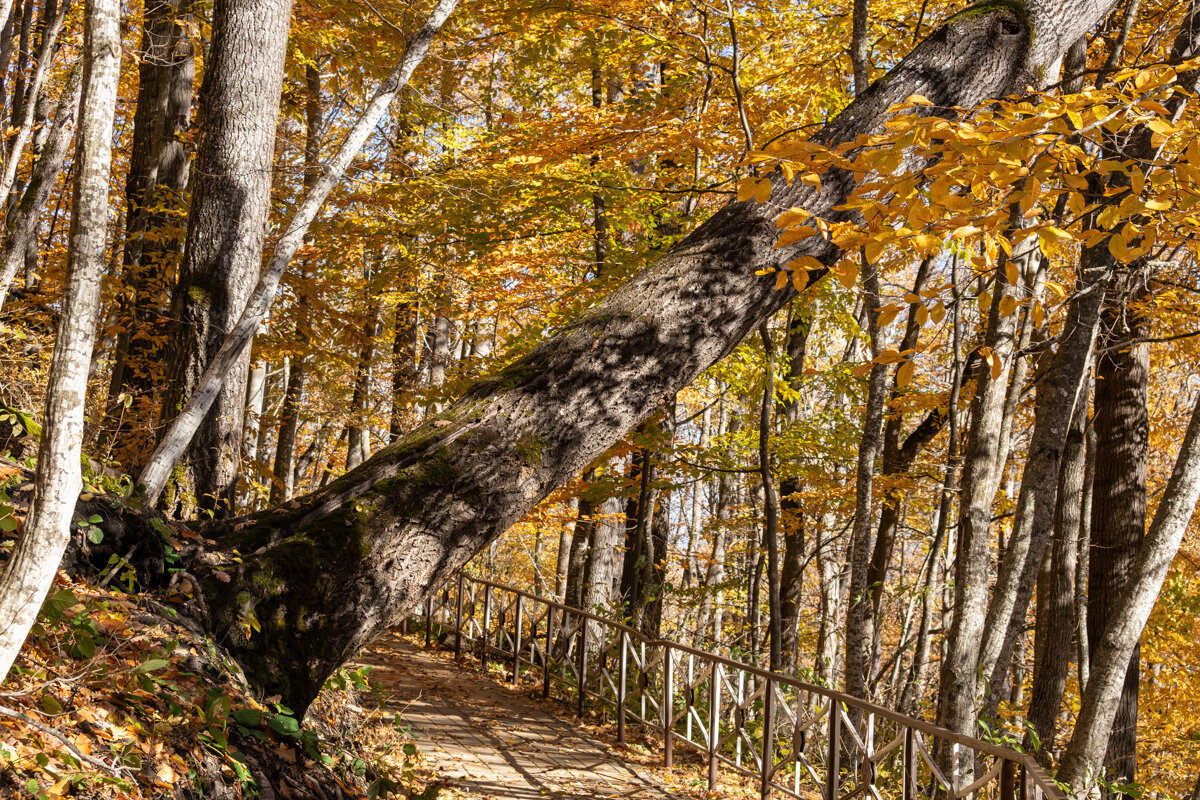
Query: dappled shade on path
358,632,676,799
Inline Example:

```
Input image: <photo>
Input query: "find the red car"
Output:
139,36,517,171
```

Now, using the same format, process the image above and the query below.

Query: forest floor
367,631,762,800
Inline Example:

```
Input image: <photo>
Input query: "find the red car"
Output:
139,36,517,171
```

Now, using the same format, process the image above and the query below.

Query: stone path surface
357,631,676,799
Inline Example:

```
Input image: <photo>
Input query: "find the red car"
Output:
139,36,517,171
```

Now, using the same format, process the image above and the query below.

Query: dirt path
357,632,676,799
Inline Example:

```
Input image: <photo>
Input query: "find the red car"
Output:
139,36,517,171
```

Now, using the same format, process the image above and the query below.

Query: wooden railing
412,572,1065,800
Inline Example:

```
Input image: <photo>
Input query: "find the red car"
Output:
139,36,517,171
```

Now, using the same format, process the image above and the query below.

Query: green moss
187,284,211,306
952,0,1031,34
420,446,455,486
514,433,547,466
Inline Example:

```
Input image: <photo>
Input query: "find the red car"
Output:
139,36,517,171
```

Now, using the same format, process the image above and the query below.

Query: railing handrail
432,571,1066,800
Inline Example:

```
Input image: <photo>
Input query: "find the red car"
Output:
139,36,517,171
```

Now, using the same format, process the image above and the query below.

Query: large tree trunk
188,1,1114,712
0,0,119,683
157,0,292,516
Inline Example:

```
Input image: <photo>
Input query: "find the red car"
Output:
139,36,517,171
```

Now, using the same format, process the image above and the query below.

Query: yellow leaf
737,177,758,203
930,301,946,323
1005,259,1020,287
787,255,824,272
800,172,821,189
877,303,903,327
830,260,859,289
896,359,916,388
874,348,904,365
1145,198,1172,211
915,303,929,326
906,94,933,105
912,233,938,253
1043,280,1067,301
999,294,1018,317
774,270,788,291
781,161,795,183
852,363,873,378
986,351,1002,380
903,292,921,304
1108,232,1129,262
1032,300,1045,327
775,207,811,228
978,290,992,314
754,178,773,204
774,226,818,249
792,270,810,292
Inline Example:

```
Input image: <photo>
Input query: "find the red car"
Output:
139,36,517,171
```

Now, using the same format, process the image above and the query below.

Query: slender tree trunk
270,63,323,504
389,269,420,441
157,0,293,516
100,0,195,461
0,61,79,308
1085,283,1149,788
348,289,384,471
1025,393,1088,762
778,308,809,674
0,0,119,683
936,233,1030,744
977,248,1103,720
759,325,782,671
1059,388,1200,798
843,260,887,700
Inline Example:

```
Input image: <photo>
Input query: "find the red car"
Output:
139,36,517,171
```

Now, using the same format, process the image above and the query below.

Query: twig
97,543,139,589
0,704,125,776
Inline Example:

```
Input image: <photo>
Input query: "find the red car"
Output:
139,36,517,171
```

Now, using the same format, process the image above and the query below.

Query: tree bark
1059,388,1200,797
936,234,1030,745
1085,282,1149,787
0,0,119,683
843,259,887,700
186,1,1115,712
1024,391,1088,762
157,0,292,515
778,307,809,674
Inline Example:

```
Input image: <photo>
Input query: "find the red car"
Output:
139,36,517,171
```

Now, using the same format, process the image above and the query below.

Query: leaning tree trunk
188,0,1116,712
157,0,292,516
0,0,119,684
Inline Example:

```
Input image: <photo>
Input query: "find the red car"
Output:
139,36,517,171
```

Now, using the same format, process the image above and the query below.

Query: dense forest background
2,0,1200,796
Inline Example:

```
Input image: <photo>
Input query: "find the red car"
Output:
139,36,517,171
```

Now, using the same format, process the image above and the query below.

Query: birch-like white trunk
0,0,120,685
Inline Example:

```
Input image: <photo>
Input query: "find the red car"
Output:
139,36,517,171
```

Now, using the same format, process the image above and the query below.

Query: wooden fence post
827,701,841,800
512,595,523,684
543,604,555,699
454,573,465,660
708,661,720,791
760,677,774,799
577,620,588,718
663,643,674,768
617,630,628,744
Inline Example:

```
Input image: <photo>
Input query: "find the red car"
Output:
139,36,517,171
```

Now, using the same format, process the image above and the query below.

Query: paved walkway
358,632,675,799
